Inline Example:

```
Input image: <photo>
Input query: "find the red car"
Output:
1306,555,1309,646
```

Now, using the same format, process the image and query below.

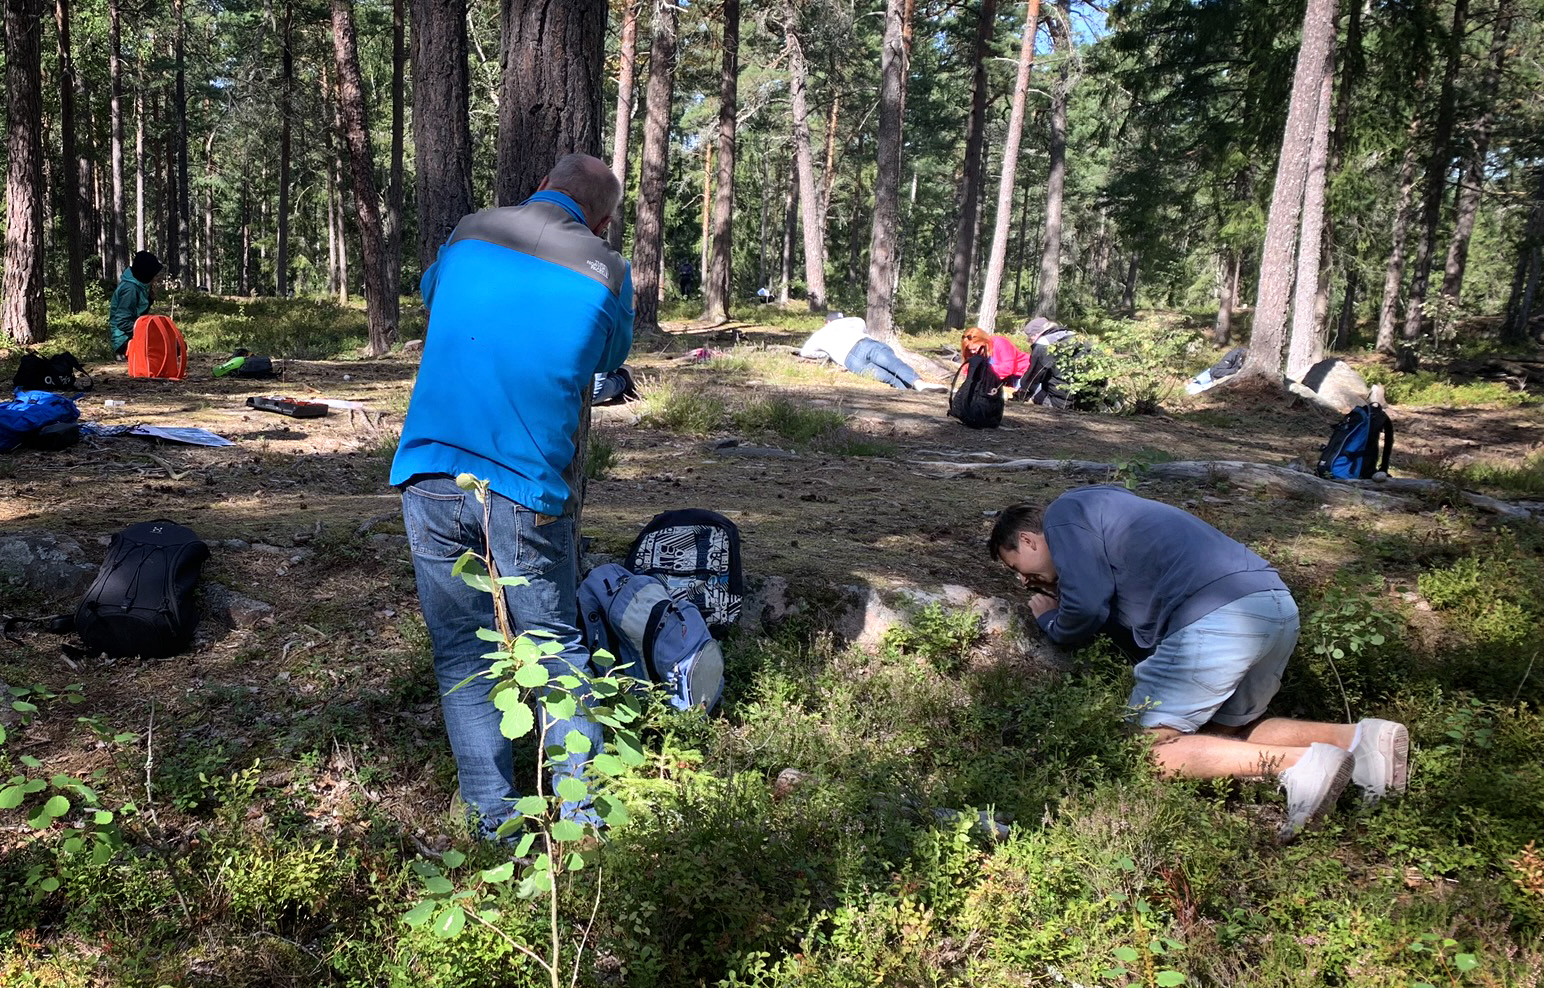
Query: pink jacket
989,334,1032,381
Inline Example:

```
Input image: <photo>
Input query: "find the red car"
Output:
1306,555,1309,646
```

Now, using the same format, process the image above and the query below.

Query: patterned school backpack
626,509,743,635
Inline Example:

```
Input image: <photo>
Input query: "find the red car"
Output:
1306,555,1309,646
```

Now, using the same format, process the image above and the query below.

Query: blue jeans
843,337,916,390
1128,589,1299,732
592,372,625,404
401,475,603,836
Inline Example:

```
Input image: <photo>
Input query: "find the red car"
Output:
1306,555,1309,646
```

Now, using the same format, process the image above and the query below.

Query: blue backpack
578,563,724,713
0,390,80,452
1316,402,1394,479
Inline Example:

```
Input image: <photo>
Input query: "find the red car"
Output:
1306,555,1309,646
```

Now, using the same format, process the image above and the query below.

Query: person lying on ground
109,251,163,361
961,326,1032,390
797,313,949,393
988,486,1409,840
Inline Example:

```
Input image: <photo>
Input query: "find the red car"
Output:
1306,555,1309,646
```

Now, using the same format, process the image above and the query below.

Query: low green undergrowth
1361,365,1539,408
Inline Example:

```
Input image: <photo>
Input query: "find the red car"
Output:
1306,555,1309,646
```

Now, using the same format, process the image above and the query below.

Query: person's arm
1034,523,1116,645
596,263,635,373
797,327,832,359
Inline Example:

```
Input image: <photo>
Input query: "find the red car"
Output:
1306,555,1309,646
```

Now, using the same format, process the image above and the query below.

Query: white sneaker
913,380,949,393
1350,718,1409,803
1278,742,1354,841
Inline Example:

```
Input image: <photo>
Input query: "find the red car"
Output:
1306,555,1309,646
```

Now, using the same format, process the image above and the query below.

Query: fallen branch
908,456,1544,520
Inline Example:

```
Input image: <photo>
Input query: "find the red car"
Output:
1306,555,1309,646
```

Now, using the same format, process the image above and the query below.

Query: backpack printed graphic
578,563,724,713
626,509,743,634
1316,402,1394,480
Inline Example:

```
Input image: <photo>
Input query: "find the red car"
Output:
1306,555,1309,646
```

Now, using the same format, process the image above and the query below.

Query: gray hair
545,154,622,228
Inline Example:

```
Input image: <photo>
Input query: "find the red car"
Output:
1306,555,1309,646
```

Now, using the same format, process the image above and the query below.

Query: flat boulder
0,533,97,597
1294,358,1370,412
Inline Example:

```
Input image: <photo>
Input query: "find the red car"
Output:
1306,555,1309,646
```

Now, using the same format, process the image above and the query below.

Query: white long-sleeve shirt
797,317,870,366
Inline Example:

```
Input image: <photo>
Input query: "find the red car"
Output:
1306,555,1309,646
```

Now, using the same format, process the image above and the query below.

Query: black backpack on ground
75,520,210,658
626,508,744,636
1316,402,1394,480
13,351,91,393
948,355,1005,429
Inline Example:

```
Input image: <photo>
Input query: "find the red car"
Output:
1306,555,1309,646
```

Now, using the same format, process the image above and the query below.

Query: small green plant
640,382,727,435
586,433,618,480
881,603,982,668
1301,582,1403,720
731,397,846,445
1406,933,1480,987
401,473,647,988
1063,319,1200,414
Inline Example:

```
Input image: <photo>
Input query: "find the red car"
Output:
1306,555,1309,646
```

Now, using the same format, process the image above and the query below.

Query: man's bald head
540,154,622,234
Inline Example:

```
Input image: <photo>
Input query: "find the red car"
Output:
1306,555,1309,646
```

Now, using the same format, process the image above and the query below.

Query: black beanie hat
130,251,163,282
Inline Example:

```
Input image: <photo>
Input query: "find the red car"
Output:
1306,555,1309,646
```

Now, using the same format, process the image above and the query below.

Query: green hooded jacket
109,269,153,353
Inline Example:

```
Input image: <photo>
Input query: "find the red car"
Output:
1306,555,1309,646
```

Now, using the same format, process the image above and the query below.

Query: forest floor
2,307,1543,986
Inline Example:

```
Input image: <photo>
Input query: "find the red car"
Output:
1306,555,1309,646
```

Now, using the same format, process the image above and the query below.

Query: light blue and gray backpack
577,563,724,713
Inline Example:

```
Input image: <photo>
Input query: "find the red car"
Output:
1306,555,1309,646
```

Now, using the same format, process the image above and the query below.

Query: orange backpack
127,315,188,380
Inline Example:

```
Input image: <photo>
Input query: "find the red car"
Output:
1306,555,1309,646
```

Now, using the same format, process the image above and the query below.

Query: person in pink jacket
961,326,1032,388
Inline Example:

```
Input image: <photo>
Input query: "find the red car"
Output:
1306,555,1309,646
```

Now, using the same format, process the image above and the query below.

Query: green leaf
0,785,24,810
61,837,84,855
93,810,114,826
515,832,538,857
26,804,54,829
403,901,437,928
490,684,522,711
615,731,647,766
1331,648,1345,659
563,730,592,755
1370,633,1386,645
1454,954,1477,972
1116,856,1136,872
1113,947,1140,963
566,851,586,872
441,849,466,869
550,819,585,842
481,861,516,883
22,778,45,793
499,703,535,740
20,755,42,769
475,627,505,643
543,694,578,720
556,777,588,804
432,905,466,939
1155,971,1187,986
11,701,38,715
591,753,625,777
515,795,548,817
37,876,60,893
494,576,531,587
410,859,441,879
595,795,630,827
495,817,524,838
424,876,454,895
553,675,582,689
514,664,550,689
90,841,112,865
1100,969,1128,980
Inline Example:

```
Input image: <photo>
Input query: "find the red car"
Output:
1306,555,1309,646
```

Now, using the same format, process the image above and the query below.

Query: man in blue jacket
988,486,1409,840
392,154,633,838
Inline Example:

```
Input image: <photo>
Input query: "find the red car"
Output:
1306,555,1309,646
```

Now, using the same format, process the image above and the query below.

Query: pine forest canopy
1,0,1540,360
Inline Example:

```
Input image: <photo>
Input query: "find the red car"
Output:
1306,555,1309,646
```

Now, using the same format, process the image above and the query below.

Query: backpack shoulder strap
1374,405,1394,474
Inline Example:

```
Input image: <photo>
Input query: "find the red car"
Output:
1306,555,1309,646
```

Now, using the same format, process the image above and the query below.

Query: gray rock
401,338,424,352
831,581,1072,670
1294,358,1370,413
738,575,797,635
0,533,98,596
203,582,275,629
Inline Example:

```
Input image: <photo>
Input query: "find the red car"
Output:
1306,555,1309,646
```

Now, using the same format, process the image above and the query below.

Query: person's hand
1028,593,1058,618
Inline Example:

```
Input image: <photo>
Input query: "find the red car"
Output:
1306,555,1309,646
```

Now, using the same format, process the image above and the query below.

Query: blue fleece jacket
390,191,634,514
1036,485,1288,649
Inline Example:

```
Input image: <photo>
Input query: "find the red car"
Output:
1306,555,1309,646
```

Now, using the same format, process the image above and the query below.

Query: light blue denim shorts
1128,588,1299,732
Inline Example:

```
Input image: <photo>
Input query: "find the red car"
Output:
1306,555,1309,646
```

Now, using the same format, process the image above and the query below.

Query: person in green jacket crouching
109,251,163,360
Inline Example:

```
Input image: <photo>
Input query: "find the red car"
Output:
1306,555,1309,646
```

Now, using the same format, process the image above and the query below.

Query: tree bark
173,0,189,279
785,15,826,311
3,0,46,344
53,0,85,311
1398,0,1469,367
107,0,126,271
779,144,796,304
412,0,473,270
1285,42,1335,380
703,0,739,324
1376,140,1420,353
1438,0,1512,315
134,46,143,254
632,0,678,331
864,0,907,340
1035,2,1071,320
1246,0,1338,375
386,0,406,304
607,0,640,252
1503,168,1544,344
330,0,395,354
975,0,1042,332
276,0,293,295
496,0,606,205
1214,252,1239,343
1310,0,1361,351
944,0,997,332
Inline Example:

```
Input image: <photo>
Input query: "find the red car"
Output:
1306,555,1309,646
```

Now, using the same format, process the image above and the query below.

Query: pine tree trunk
632,0,678,331
1333,268,1357,350
163,45,180,281
1398,0,1469,367
607,0,639,252
203,125,215,291
864,0,907,340
1310,0,1360,348
703,0,739,324
785,17,826,311
330,0,395,354
757,148,768,291
134,50,143,254
174,0,189,279
1376,140,1420,353
77,81,100,281
1439,0,1511,314
276,1,293,295
1286,44,1335,380
1011,151,1032,312
1214,252,1240,344
944,0,997,331
818,94,839,248
1035,2,1070,320
975,0,1042,332
1121,253,1139,316
779,145,796,304
412,0,472,270
1246,0,1338,375
3,0,46,343
53,0,85,311
1502,168,1544,344
496,0,606,205
385,0,405,306
108,0,126,271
